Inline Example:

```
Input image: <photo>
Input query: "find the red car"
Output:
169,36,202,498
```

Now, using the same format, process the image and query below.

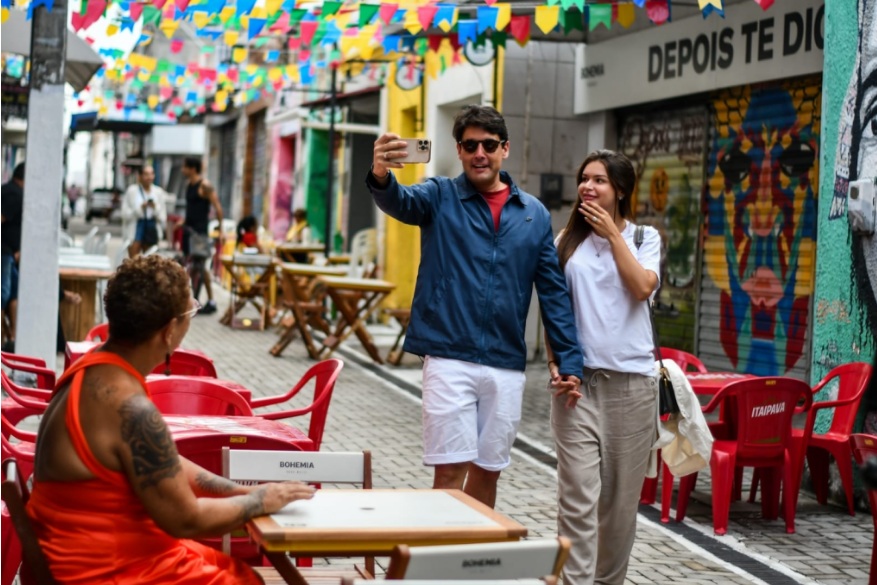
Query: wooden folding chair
219,254,276,331
222,448,374,579
384,537,570,581
270,264,335,359
1,460,58,585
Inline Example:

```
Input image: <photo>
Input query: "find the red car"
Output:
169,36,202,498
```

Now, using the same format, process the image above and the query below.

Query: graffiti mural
703,79,821,376
619,108,706,352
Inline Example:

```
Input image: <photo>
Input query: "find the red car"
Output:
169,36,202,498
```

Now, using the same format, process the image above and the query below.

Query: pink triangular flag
153,0,168,9
378,3,397,26
299,20,318,45
130,3,144,21
175,0,189,11
71,12,85,31
170,39,184,53
417,5,438,31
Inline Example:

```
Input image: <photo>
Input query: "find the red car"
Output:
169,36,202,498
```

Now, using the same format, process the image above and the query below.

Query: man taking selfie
366,105,582,508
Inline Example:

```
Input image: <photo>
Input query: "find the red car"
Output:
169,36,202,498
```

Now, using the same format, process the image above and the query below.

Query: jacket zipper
478,200,506,361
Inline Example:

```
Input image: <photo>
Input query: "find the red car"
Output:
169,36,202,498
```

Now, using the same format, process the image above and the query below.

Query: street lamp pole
324,65,337,258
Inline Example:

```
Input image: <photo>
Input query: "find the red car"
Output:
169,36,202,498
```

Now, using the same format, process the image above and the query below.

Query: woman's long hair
556,150,636,270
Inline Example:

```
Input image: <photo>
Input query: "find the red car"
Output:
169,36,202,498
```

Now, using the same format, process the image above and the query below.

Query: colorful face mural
705,81,821,375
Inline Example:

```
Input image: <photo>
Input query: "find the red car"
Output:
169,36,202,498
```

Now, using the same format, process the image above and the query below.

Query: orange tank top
27,351,260,584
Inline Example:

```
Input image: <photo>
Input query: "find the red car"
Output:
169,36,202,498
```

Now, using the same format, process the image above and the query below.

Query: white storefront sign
574,0,824,114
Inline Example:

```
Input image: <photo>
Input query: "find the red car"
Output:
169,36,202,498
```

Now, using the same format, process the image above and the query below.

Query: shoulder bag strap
635,224,667,369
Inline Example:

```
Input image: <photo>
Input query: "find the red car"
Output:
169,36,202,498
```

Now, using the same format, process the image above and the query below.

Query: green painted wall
812,0,875,432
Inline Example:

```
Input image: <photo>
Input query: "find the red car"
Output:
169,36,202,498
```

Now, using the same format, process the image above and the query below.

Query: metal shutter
697,76,821,378
619,106,709,352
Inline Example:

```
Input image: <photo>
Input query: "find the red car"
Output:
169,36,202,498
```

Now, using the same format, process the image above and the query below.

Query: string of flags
1,0,777,118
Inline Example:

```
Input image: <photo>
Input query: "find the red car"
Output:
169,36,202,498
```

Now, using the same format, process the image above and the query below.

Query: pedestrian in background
122,166,168,258
366,105,583,508
548,150,661,585
180,158,222,315
1,162,24,353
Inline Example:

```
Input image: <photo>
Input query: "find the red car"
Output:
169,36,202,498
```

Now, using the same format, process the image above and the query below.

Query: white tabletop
58,254,112,271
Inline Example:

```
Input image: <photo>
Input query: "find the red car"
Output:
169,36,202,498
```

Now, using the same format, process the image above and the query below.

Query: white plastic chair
384,538,570,581
91,233,111,257
347,228,377,279
59,231,74,248
81,226,99,252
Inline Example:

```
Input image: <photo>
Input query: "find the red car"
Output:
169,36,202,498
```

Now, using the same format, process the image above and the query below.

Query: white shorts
421,355,526,472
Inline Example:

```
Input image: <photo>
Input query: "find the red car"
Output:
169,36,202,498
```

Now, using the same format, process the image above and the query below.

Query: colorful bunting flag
434,4,456,32
589,4,611,30
754,0,775,9
477,6,498,34
417,4,438,31
646,0,671,24
509,14,530,46
457,19,477,45
534,5,559,34
617,4,636,28
495,3,511,31
378,3,397,26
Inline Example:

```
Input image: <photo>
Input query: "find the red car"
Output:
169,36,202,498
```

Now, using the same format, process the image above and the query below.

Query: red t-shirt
241,232,258,247
481,185,510,231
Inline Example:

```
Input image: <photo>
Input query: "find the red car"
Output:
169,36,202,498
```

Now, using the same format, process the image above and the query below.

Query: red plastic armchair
658,348,708,373
674,376,812,535
0,415,36,484
250,359,344,451
1,372,50,429
791,362,872,516
148,349,218,378
147,376,253,416
1,352,55,389
84,322,109,342
850,434,877,580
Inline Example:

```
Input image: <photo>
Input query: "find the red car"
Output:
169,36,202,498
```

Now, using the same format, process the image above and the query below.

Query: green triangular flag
359,3,379,27
491,31,507,48
415,37,429,57
588,4,611,31
312,21,328,45
560,8,585,34
322,1,342,17
156,59,171,73
143,6,161,27
266,10,282,27
289,9,307,25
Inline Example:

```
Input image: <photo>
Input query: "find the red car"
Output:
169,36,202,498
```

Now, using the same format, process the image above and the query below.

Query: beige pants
551,368,657,585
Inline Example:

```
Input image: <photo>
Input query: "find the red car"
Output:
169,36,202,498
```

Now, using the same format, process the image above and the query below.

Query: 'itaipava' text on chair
672,376,812,535
850,434,877,581
1,459,58,585
384,537,570,581
222,448,373,576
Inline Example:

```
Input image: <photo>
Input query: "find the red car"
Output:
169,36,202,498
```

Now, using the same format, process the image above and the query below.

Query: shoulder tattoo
118,396,182,490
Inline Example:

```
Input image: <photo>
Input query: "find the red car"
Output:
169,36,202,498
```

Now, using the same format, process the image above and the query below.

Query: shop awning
0,9,103,93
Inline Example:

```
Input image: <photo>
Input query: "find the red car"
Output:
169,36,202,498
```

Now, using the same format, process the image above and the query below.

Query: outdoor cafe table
685,372,756,396
316,276,396,364
218,254,277,330
275,243,326,264
270,262,349,359
247,488,528,585
59,254,114,342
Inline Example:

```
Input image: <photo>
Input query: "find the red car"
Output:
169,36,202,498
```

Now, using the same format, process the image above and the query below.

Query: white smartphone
394,138,432,164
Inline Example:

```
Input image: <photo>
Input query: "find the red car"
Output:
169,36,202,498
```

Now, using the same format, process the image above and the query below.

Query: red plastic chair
793,362,872,516
148,349,218,378
250,359,344,451
1,351,55,389
1,498,23,585
1,459,57,585
1,372,50,429
850,434,877,581
658,348,708,373
673,377,812,535
84,323,109,342
147,376,254,417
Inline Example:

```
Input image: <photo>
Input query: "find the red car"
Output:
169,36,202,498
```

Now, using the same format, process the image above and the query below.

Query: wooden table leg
320,291,386,363
264,552,309,585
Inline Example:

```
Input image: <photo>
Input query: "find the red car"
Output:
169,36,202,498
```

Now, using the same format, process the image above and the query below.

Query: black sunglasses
458,139,507,154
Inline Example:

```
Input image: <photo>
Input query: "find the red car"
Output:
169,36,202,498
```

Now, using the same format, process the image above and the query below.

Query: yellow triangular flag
495,3,511,31
215,90,228,111
99,105,109,115
194,12,211,29
250,7,265,19
403,9,421,35
617,4,635,28
266,0,282,15
1,8,9,24
534,6,559,35
285,64,300,82
106,23,119,36
425,53,440,80
219,6,235,24
245,64,258,75
436,8,456,33
232,47,247,63
138,70,152,82
239,15,249,29
252,75,263,88
159,75,171,87
148,95,160,109
159,19,179,39
268,67,283,82
224,30,240,46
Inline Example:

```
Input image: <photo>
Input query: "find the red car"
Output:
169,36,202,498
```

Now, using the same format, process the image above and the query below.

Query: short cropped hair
183,157,202,174
452,105,509,143
104,255,190,345
12,163,25,181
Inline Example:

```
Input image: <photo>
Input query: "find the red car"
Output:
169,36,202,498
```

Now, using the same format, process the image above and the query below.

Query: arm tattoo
238,487,267,523
194,471,240,496
118,397,182,490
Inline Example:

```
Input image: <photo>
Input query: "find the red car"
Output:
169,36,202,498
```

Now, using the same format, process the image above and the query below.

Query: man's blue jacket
367,169,583,376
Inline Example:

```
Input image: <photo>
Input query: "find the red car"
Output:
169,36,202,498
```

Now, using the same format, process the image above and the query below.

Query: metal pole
324,65,337,258
17,0,67,367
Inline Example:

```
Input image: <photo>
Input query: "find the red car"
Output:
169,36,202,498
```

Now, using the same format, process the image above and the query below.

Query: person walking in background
366,105,583,508
1,162,24,353
548,150,661,585
180,158,222,315
122,165,169,258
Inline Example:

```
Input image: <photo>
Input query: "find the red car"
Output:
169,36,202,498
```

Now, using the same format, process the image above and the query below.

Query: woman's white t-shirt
560,222,662,376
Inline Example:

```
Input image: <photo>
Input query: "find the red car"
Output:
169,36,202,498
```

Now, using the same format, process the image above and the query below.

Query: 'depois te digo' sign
573,0,824,114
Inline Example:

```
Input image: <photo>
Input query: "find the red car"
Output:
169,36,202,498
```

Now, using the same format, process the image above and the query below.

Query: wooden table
59,255,114,342
218,254,277,330
270,263,349,358
275,244,326,264
316,276,396,364
248,488,527,585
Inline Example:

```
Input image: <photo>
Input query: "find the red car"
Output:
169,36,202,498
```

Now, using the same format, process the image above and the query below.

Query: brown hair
556,150,636,270
104,255,190,344
452,105,509,143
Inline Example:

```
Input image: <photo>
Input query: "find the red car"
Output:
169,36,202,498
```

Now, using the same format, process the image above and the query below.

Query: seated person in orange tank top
27,255,315,584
